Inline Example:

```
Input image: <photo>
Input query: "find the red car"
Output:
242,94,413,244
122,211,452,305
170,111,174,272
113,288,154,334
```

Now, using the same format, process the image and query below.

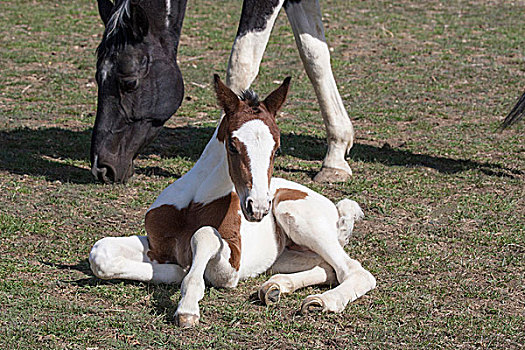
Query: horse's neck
149,126,234,211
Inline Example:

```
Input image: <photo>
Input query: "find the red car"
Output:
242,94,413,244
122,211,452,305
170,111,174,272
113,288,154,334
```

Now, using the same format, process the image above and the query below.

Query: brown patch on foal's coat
273,188,308,206
145,193,242,270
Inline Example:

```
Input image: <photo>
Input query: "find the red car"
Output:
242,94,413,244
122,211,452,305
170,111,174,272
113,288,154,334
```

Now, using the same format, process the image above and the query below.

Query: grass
0,0,524,348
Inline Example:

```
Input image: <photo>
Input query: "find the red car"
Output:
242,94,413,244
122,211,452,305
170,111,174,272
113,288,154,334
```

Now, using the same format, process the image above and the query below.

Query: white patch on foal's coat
232,119,275,199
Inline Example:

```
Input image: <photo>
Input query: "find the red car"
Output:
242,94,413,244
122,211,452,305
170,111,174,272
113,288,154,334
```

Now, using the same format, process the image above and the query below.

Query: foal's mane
96,0,134,62
240,90,260,108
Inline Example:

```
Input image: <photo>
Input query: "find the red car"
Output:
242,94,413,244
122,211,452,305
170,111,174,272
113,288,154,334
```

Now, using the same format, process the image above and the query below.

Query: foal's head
91,0,187,183
214,75,291,222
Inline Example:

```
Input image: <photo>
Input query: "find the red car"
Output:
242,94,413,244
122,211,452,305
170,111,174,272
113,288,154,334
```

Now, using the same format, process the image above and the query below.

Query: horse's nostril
246,199,254,216
95,165,115,183
91,156,117,184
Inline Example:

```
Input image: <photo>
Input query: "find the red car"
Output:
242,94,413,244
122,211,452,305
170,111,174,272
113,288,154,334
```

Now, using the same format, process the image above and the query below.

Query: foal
89,76,376,327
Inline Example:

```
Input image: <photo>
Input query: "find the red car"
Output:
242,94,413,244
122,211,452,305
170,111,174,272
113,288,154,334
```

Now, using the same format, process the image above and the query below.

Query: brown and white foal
89,75,376,327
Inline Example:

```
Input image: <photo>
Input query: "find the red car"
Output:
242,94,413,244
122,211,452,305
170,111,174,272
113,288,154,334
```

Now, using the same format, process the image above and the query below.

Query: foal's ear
214,74,240,116
263,77,291,116
97,0,114,26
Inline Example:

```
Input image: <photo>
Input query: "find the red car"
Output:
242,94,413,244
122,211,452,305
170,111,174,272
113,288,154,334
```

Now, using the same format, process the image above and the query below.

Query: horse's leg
175,226,239,328
225,0,285,94
89,235,186,284
273,197,375,313
259,249,337,305
285,0,354,183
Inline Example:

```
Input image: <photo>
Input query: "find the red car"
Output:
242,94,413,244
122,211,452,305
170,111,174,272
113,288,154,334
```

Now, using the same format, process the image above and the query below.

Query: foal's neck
192,129,234,204
149,125,234,211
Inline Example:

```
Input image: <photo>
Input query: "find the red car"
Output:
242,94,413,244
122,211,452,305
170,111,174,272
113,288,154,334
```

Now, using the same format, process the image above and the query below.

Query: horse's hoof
259,283,281,305
300,296,325,314
313,167,351,183
176,313,199,328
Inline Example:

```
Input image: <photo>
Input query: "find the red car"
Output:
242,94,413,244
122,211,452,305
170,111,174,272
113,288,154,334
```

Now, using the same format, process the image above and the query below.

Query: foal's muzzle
244,197,272,222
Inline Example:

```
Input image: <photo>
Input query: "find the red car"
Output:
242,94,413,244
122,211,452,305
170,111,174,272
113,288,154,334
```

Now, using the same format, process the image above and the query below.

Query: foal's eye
227,138,238,154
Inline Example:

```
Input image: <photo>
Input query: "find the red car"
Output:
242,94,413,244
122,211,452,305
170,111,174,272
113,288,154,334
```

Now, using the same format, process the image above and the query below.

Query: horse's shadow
50,259,267,323
0,125,521,184
47,259,180,323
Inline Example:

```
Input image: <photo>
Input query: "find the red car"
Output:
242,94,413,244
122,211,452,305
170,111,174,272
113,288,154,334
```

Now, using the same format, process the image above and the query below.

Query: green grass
0,0,524,349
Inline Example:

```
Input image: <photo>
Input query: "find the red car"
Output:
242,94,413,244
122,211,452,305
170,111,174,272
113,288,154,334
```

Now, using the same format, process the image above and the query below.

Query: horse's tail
335,199,365,246
501,90,525,129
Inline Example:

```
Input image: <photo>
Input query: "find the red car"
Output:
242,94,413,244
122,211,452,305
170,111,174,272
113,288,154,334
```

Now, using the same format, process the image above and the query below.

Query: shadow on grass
349,143,522,177
50,258,181,324
0,126,520,184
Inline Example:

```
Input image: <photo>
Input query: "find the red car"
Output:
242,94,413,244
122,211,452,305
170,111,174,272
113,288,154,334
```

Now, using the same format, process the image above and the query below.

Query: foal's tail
335,199,365,246
501,90,525,129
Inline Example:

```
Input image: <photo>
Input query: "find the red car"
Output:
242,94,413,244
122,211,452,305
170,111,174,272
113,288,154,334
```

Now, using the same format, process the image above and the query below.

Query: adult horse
91,0,354,183
89,75,376,327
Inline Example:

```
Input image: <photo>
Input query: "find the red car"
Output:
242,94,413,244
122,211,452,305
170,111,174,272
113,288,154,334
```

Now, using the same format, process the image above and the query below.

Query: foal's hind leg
285,0,354,182
273,197,375,313
259,249,337,305
89,236,186,284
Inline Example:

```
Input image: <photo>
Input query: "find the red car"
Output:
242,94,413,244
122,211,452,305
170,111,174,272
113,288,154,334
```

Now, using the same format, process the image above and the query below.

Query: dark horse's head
91,0,187,183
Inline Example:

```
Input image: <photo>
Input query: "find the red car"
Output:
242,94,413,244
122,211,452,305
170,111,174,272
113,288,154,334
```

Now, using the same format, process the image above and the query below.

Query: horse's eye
119,79,138,92
227,139,239,154
275,147,281,156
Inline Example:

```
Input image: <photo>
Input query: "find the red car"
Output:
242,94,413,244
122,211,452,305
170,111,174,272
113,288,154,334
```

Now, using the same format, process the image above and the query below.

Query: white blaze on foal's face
231,119,276,221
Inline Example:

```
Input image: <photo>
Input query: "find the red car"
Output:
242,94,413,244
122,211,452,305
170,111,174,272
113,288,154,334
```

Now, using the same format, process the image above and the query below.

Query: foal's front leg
175,226,239,327
89,235,186,284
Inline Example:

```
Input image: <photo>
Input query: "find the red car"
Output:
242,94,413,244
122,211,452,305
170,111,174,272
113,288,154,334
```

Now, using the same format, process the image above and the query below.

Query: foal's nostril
246,198,254,216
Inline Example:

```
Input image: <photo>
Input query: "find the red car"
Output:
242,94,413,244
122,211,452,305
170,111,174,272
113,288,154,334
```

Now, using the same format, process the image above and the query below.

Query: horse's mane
96,0,133,62
240,90,260,108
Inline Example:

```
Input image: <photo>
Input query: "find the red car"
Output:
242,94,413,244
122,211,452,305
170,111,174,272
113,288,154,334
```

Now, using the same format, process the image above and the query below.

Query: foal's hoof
259,283,281,305
313,167,351,183
300,296,325,314
176,313,199,328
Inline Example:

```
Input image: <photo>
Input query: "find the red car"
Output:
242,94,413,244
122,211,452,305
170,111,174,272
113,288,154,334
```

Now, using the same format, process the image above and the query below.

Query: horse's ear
263,77,291,116
130,3,149,40
97,0,114,26
214,74,240,116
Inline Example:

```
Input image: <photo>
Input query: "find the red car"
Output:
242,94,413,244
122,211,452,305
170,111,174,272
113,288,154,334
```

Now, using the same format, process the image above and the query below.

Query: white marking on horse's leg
175,226,231,325
285,0,354,180
165,0,171,27
225,0,285,94
89,235,186,283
